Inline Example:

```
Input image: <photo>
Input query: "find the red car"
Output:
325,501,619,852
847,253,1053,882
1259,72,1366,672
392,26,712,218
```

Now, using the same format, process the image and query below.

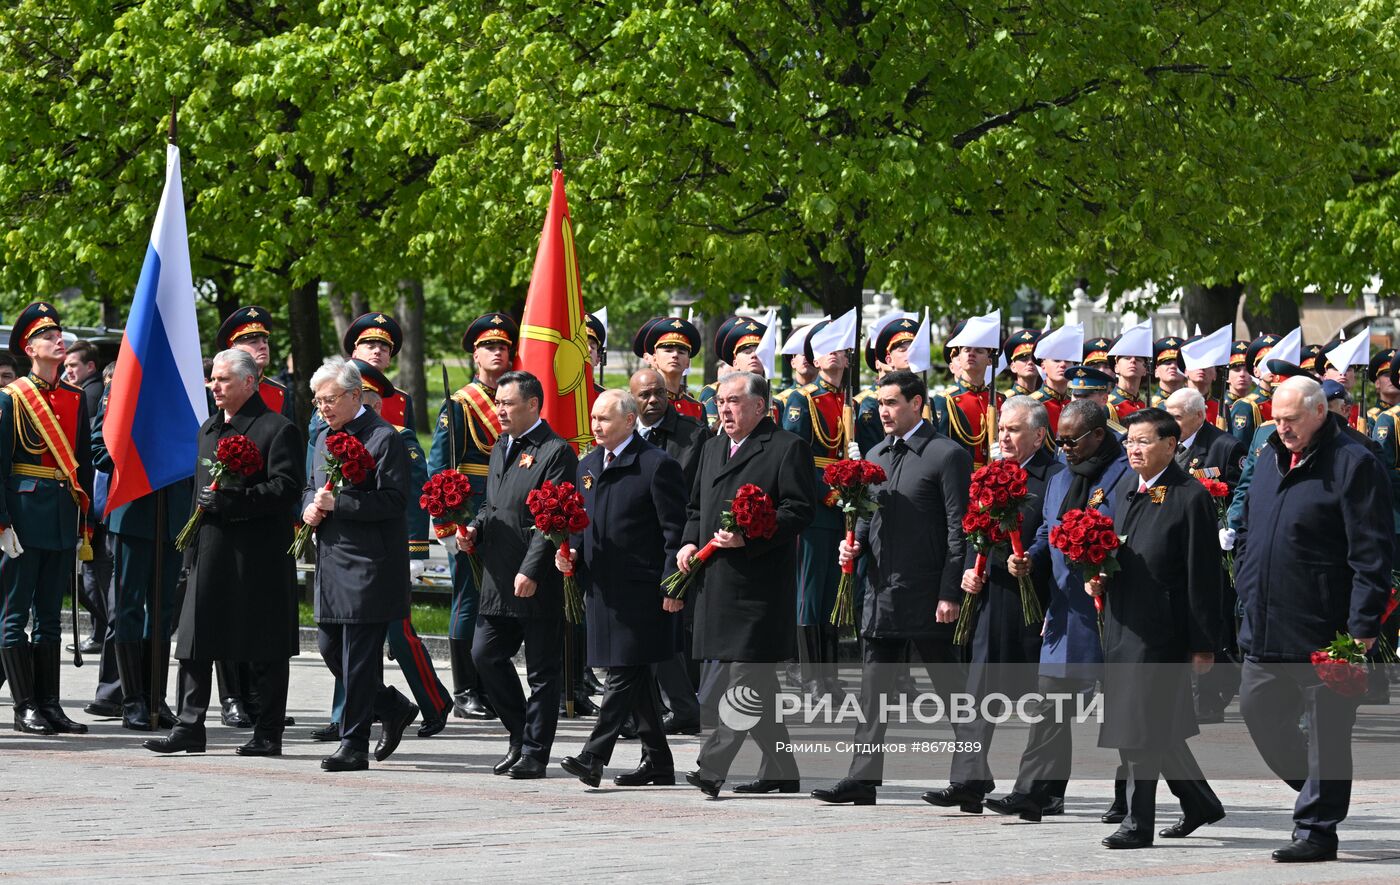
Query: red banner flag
515,167,596,449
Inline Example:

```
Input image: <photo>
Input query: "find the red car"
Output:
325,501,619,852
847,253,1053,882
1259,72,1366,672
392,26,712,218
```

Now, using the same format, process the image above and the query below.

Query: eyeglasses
1053,429,1095,448
312,391,349,409
1123,436,1163,450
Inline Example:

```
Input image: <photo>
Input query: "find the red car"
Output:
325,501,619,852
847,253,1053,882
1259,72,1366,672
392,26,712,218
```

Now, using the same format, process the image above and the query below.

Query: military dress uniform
0,303,95,735
855,319,921,455
215,306,297,423
1228,334,1279,444
1365,350,1397,435
782,375,850,690
634,317,704,422
703,315,774,430
1023,384,1064,442
1006,329,1045,398
1149,336,1186,407
426,313,517,721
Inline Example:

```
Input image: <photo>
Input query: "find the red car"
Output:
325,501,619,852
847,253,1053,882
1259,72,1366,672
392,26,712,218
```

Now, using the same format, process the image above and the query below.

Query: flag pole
553,129,576,719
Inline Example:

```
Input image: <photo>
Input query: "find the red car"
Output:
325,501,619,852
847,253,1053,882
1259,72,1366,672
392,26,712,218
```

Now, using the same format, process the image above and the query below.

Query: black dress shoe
984,792,1042,822
236,736,282,757
492,746,522,776
1195,706,1225,724
156,704,178,730
38,704,88,734
618,717,639,740
310,722,341,742
321,745,369,771
143,730,206,754
69,636,103,655
374,696,419,762
220,699,253,729
811,777,877,806
120,699,152,731
507,756,547,779
1272,838,1337,862
83,700,123,719
663,715,702,735
454,689,497,720
417,715,446,738
1159,808,1225,838
1101,800,1128,824
13,706,56,735
560,754,604,787
1042,796,1065,816
614,759,676,786
561,692,600,717
732,778,800,794
921,784,985,814
685,771,723,798
1102,829,1153,849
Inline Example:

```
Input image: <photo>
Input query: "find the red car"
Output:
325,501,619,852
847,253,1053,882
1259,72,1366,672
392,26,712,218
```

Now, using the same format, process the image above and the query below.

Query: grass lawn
297,600,452,635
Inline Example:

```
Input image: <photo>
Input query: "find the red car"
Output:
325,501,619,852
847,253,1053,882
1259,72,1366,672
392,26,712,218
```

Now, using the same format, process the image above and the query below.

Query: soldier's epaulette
262,376,288,391
1385,403,1400,417
852,387,876,404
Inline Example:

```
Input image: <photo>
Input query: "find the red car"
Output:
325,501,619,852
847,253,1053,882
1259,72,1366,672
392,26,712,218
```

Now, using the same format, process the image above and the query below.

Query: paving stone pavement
2,655,1398,882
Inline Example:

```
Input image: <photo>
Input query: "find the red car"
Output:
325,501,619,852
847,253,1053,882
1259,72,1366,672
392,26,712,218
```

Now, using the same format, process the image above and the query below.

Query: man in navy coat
1235,376,1392,863
558,390,688,788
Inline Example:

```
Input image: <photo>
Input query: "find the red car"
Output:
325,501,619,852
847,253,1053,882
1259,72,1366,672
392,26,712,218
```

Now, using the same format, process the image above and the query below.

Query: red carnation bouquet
1311,632,1370,697
1049,507,1122,639
823,459,887,630
1198,476,1233,579
289,431,376,558
954,459,1034,645
1375,583,1399,663
175,434,263,550
525,480,590,623
662,483,777,601
422,471,483,587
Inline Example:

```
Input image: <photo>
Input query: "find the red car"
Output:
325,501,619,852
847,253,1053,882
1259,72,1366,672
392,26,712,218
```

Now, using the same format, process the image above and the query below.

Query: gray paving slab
2,654,1398,882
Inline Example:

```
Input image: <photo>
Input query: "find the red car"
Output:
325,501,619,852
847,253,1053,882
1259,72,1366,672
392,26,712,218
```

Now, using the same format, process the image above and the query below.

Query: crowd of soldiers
1,299,1394,863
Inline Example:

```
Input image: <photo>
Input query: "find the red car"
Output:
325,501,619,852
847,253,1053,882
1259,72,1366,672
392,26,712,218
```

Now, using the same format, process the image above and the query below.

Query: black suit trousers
472,614,563,762
318,622,390,752
695,661,798,782
1117,741,1221,836
849,635,965,783
583,664,673,768
174,657,290,742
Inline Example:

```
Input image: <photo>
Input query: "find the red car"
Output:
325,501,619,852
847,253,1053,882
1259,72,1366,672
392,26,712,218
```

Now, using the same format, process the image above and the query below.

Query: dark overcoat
855,421,972,639
1178,420,1246,488
468,419,578,620
1236,416,1392,659
644,404,705,491
685,417,816,662
573,433,686,667
303,407,410,625
176,394,301,660
1098,460,1221,750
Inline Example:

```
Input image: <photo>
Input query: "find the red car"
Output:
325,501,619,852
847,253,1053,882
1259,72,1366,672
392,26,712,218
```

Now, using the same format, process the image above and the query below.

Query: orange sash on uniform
455,382,504,448
6,378,90,514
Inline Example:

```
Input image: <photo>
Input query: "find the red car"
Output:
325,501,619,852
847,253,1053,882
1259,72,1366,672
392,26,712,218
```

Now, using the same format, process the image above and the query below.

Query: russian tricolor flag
104,143,209,516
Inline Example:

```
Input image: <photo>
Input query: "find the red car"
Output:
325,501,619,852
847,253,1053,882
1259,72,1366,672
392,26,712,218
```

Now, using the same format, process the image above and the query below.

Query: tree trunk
1181,280,1244,337
1241,287,1301,339
286,279,324,432
702,312,724,385
326,282,353,347
397,279,429,430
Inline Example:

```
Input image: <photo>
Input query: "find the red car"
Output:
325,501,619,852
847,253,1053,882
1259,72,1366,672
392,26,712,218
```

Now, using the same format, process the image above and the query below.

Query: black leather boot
3,645,55,734
33,642,87,733
114,641,152,730
152,642,177,729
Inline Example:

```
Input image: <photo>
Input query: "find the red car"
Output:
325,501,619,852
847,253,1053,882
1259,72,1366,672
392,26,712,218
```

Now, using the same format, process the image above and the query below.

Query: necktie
1290,451,1302,469
1138,479,1149,494
729,439,741,458
503,437,520,469
891,438,908,461
605,450,615,469
641,427,654,444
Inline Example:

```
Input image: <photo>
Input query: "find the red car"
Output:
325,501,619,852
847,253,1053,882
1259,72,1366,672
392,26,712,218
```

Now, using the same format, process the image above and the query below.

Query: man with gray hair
1234,374,1393,862
143,348,302,757
1164,387,1245,488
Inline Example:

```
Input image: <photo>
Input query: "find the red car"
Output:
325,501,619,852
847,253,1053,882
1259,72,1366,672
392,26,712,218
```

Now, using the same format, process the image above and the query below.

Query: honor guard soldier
1371,358,1400,548
777,324,821,407
936,321,1007,466
0,302,95,735
1150,336,1187,405
216,306,296,421
586,313,607,395
1065,366,1125,436
781,319,854,696
311,360,453,739
1027,333,1070,439
1367,349,1399,433
1299,344,1323,376
427,312,518,722
1228,333,1279,443
1316,344,1363,431
1224,339,1251,413
703,316,771,430
633,316,704,422
1107,335,1150,420
1181,332,1225,429
856,316,921,454
1007,329,1044,397
1082,336,1114,376
337,312,416,432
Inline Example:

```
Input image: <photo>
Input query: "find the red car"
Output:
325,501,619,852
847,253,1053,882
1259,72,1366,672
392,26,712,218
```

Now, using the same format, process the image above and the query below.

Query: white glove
409,560,425,581
1218,528,1236,551
0,527,23,558
846,440,861,459
988,442,1002,461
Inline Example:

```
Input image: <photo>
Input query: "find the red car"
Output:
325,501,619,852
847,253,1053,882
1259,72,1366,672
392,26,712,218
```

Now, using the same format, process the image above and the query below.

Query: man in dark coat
558,389,688,788
301,357,418,771
631,367,706,732
924,395,1062,813
1093,408,1224,849
1235,376,1392,863
462,370,579,779
681,371,817,798
142,348,301,757
810,370,971,807
991,399,1131,822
